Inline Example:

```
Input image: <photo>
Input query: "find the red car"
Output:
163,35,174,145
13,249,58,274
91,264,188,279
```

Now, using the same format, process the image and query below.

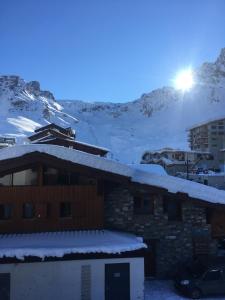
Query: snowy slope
1,48,225,162
0,75,77,143
61,48,225,162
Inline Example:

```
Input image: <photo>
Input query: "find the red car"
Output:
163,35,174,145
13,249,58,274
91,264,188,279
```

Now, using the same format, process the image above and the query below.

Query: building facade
141,148,213,176
188,117,225,171
1,124,225,299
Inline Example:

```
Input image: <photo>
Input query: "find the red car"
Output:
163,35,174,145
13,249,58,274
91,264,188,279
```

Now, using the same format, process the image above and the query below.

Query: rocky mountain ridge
1,48,225,162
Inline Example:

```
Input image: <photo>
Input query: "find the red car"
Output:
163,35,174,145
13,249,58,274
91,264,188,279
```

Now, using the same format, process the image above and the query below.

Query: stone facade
104,185,217,278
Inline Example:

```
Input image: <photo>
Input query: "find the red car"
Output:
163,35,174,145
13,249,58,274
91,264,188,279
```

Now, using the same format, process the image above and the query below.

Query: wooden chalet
1,124,225,299
28,123,109,157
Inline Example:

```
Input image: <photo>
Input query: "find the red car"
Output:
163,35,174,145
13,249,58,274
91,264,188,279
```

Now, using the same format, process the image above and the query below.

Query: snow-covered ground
145,280,225,299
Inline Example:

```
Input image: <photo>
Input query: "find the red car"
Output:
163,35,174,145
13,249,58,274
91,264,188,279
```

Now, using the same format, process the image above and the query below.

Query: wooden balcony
0,185,104,233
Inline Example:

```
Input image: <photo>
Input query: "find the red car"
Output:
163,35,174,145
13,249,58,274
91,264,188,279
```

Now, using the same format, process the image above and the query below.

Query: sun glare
174,69,194,91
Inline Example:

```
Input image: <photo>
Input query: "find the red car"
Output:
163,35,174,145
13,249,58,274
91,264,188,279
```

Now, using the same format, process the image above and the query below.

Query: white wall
0,257,144,300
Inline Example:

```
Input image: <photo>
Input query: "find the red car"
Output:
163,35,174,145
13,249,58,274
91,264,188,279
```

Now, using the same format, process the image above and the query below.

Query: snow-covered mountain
1,48,225,162
0,75,77,143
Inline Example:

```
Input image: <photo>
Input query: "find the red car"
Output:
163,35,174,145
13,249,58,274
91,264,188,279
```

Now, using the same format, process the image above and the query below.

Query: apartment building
188,117,225,171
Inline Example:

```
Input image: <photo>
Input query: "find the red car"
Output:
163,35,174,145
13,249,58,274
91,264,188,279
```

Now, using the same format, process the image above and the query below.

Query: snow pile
1,144,225,205
0,230,146,260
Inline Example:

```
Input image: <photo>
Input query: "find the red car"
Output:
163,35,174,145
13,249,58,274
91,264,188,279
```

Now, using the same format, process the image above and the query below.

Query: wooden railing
0,185,104,233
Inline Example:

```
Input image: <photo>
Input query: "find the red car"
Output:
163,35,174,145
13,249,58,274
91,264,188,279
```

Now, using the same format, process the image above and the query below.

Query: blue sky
0,0,225,102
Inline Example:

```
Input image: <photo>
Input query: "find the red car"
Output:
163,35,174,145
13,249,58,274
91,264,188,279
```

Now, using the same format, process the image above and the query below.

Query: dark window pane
134,195,154,214
164,197,182,221
43,167,59,185
23,203,34,219
0,204,12,220
134,196,141,210
60,202,72,218
46,203,51,218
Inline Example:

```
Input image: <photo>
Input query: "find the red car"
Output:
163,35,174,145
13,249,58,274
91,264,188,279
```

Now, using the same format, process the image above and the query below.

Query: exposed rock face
0,75,77,142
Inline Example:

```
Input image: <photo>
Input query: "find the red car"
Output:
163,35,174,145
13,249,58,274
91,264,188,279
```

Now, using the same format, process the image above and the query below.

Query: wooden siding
0,185,103,233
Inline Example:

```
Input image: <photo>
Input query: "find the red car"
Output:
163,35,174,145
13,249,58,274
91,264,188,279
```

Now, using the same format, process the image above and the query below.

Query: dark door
105,263,130,300
0,273,10,300
144,239,157,277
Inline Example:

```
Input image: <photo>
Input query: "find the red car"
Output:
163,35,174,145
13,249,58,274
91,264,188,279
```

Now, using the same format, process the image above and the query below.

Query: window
43,167,59,185
204,270,222,281
0,204,12,220
60,202,72,218
23,203,34,219
0,174,12,186
13,168,38,186
163,197,182,221
203,179,208,185
43,167,78,185
0,168,38,186
133,194,154,214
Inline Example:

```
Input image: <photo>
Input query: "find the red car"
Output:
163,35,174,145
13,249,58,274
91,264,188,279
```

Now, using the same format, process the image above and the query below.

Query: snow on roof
1,144,225,205
132,168,225,205
0,144,131,177
143,148,211,155
30,135,109,152
74,140,109,152
187,116,225,131
130,164,168,175
0,230,146,260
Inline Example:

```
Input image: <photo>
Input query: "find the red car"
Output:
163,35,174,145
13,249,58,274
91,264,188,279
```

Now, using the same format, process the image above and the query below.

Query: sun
174,69,195,91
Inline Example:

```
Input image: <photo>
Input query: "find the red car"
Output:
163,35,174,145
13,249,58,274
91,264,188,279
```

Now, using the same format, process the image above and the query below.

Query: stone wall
104,185,217,278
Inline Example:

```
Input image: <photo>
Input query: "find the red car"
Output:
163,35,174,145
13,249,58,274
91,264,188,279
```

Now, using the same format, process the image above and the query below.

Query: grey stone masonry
104,185,217,278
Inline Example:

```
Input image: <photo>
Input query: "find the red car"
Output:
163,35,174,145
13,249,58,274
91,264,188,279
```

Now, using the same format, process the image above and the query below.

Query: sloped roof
0,230,146,259
0,144,225,205
187,116,225,131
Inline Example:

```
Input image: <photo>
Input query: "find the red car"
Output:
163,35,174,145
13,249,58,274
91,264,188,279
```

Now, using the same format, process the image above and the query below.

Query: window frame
133,194,154,215
22,202,35,219
60,202,72,218
163,196,182,222
0,203,13,220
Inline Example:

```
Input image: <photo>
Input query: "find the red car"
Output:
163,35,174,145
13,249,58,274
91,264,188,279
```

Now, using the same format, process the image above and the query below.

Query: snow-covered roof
0,144,225,205
187,116,225,131
131,164,168,175
30,135,109,152
143,148,211,155
74,140,109,152
0,230,146,260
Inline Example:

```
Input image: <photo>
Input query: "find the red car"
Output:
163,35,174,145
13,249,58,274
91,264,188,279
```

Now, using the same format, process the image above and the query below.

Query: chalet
28,123,109,157
1,124,225,299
